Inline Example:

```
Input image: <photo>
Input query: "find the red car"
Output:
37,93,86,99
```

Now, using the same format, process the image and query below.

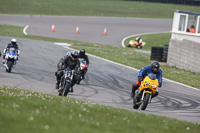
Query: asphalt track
0,14,172,46
0,15,200,123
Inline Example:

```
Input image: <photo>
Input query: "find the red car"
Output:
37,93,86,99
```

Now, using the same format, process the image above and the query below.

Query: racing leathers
78,54,89,79
3,43,20,63
131,66,162,98
134,36,143,46
55,55,79,92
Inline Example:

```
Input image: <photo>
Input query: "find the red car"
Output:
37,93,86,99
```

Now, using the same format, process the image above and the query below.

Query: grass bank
0,0,200,19
124,33,171,51
0,25,199,89
1,86,199,133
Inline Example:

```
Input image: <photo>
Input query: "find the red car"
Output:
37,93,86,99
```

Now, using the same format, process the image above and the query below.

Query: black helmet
79,49,85,57
11,38,17,45
151,61,160,73
71,50,79,60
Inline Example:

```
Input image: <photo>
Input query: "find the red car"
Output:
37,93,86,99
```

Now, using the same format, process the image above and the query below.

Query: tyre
7,61,13,73
133,97,140,109
63,82,70,96
141,93,151,110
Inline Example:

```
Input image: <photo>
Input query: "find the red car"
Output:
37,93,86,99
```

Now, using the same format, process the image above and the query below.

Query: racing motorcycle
3,48,18,73
133,73,159,110
58,69,74,96
75,58,87,84
127,40,146,49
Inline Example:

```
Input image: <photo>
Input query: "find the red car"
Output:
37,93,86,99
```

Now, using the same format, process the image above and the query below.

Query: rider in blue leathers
131,61,162,98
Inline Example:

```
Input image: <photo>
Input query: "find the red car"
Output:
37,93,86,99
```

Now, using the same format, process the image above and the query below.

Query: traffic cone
103,27,107,35
51,24,55,32
76,25,79,34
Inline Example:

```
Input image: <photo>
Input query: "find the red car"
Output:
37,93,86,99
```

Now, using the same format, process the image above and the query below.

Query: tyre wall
128,0,200,6
151,45,168,62
167,39,200,73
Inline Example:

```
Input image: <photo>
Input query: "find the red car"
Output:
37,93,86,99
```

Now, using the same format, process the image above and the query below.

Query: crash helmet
11,38,17,45
151,61,160,73
70,50,79,60
79,49,85,57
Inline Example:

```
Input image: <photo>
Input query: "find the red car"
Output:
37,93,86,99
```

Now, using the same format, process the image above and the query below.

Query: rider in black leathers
78,49,89,79
55,50,79,92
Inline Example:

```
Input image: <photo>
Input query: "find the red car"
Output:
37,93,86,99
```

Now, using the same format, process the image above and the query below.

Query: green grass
124,33,171,51
0,24,200,89
0,0,200,19
1,86,199,133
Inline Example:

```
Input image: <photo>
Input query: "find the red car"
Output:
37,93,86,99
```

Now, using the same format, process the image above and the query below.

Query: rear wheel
141,93,151,110
133,97,140,109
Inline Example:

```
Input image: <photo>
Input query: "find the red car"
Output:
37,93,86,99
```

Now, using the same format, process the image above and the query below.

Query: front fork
141,90,152,103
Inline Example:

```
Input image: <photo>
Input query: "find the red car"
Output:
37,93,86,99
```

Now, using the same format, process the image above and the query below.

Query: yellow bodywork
129,40,146,48
138,76,159,96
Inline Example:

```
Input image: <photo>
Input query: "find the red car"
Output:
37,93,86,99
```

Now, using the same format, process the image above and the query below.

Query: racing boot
82,74,85,80
58,89,62,96
151,91,159,99
55,81,60,89
70,81,75,93
131,84,139,97
70,87,74,93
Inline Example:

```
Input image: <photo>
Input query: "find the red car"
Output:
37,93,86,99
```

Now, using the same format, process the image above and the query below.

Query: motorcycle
59,69,74,96
75,58,87,84
3,48,18,73
127,40,146,49
133,73,159,110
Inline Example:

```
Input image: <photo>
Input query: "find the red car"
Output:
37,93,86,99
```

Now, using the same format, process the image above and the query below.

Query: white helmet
11,38,17,45
11,38,17,42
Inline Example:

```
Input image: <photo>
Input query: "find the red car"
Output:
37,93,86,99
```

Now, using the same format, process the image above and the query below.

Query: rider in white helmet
3,38,20,64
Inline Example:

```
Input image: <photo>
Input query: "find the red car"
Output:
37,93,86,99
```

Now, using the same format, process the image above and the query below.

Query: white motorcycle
3,48,18,73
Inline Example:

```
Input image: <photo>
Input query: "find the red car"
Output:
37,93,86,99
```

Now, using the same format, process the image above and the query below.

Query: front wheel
141,93,151,110
63,82,70,96
7,61,13,73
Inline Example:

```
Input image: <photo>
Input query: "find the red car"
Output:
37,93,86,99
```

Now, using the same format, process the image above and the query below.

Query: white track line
59,43,199,91
23,25,29,35
121,31,170,47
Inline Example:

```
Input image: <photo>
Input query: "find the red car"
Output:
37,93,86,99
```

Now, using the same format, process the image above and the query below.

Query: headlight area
145,81,150,87
151,84,157,88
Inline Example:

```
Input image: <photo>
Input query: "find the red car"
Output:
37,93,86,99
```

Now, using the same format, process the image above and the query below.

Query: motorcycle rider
78,49,89,79
2,38,20,64
55,50,79,93
133,36,143,46
131,61,162,98
57,51,71,70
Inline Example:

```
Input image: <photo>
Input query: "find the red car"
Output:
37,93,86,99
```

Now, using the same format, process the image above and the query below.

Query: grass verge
0,0,200,19
0,25,199,89
124,33,171,51
1,86,200,133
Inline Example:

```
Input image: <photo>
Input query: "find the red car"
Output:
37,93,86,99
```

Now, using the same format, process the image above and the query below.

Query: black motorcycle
59,69,74,96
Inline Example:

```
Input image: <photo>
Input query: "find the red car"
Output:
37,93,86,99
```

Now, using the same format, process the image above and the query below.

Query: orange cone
76,25,79,34
51,24,55,32
103,27,107,35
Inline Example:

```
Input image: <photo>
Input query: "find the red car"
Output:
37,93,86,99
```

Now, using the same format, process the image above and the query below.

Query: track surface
0,15,200,123
0,14,172,46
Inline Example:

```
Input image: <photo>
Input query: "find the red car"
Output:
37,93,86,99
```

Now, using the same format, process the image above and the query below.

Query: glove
158,83,162,87
138,76,143,83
